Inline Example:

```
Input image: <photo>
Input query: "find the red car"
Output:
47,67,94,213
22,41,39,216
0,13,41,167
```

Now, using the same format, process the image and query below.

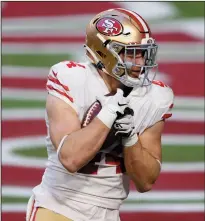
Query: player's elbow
135,183,153,193
59,155,79,173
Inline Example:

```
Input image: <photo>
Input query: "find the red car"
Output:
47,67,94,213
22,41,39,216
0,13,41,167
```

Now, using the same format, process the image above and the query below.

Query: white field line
2,43,84,59
2,88,47,100
128,191,205,201
174,97,204,109
2,66,49,78
2,108,204,122
2,109,46,120
2,204,27,213
171,110,204,122
2,203,204,213
2,43,205,62
161,163,204,172
2,186,32,197
161,134,204,145
2,135,204,171
2,136,47,168
2,186,204,201
2,88,204,109
151,18,204,40
120,203,204,212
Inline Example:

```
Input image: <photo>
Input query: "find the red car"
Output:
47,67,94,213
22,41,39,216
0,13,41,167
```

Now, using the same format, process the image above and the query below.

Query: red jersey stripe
169,103,174,109
31,207,38,221
48,75,69,91
162,113,172,119
47,84,74,102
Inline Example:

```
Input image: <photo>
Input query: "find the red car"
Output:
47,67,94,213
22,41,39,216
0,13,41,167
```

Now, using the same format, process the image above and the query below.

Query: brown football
81,101,102,127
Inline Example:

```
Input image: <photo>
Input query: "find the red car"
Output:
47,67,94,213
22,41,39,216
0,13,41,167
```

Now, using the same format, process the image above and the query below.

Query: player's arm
47,89,129,173
123,120,164,193
47,94,111,173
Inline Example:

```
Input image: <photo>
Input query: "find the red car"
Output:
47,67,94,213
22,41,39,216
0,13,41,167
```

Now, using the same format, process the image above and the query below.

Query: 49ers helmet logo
96,18,123,36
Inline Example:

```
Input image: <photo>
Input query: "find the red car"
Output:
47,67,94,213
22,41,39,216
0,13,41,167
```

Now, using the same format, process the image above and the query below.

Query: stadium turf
172,2,205,18
2,99,46,109
2,54,73,67
2,196,203,204
12,145,204,162
2,99,204,111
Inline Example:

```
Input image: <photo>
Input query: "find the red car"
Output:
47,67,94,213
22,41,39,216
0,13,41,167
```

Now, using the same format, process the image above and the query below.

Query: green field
12,145,204,162
2,98,204,112
2,99,46,109
2,54,73,67
2,196,203,204
172,2,205,18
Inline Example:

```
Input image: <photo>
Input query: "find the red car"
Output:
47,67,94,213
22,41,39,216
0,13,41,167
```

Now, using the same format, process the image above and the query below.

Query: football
81,100,102,127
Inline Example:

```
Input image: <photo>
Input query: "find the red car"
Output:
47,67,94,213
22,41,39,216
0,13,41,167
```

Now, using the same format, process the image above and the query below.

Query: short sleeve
130,82,174,135
46,61,87,114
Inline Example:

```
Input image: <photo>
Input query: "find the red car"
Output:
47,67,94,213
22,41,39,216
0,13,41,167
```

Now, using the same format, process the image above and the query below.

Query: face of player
119,48,145,79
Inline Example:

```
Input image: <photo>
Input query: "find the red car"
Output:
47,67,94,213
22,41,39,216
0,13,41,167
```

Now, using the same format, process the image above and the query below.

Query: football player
26,8,174,221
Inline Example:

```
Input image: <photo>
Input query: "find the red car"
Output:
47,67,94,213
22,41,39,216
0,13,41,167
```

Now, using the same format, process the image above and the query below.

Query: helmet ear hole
96,51,106,59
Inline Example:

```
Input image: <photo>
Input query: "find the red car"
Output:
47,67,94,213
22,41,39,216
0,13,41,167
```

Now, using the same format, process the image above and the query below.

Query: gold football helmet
85,8,158,87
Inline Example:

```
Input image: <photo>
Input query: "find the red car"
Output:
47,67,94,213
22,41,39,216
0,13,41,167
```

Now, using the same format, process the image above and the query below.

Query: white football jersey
32,60,174,214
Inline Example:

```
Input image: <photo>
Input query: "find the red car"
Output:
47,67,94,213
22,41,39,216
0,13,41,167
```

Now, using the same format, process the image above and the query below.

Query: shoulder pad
150,80,174,107
51,61,87,85
46,61,88,112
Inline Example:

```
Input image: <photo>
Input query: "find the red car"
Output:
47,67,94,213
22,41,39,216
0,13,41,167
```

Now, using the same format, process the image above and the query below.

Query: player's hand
114,106,138,147
96,89,130,128
114,107,135,137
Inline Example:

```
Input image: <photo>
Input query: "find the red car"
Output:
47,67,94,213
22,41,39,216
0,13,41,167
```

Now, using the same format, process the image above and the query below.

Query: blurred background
1,1,204,221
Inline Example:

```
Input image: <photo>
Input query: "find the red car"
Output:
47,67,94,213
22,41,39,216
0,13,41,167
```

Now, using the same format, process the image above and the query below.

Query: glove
114,107,135,137
122,133,138,147
114,107,138,147
97,89,130,128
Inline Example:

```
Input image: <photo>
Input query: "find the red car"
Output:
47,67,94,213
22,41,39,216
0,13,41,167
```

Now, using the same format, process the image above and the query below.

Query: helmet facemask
109,41,158,88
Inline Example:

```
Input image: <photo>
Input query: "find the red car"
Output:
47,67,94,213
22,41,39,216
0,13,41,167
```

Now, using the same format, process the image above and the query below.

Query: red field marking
130,172,205,191
2,166,44,187
159,62,204,97
2,77,47,89
2,165,204,190
2,120,47,138
2,2,120,17
163,121,204,135
2,120,204,139
2,211,205,221
120,212,205,221
2,32,203,43
153,32,204,42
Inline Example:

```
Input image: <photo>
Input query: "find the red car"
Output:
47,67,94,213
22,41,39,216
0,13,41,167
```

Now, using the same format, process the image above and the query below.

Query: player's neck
98,69,120,94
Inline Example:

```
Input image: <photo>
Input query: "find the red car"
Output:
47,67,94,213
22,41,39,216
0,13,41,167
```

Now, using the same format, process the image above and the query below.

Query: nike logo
118,102,127,106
